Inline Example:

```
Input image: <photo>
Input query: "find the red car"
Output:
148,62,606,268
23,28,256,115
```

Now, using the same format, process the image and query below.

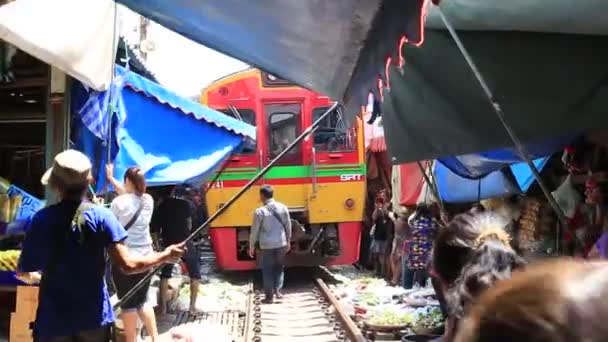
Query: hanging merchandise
0,177,43,237
518,199,541,250
551,175,581,219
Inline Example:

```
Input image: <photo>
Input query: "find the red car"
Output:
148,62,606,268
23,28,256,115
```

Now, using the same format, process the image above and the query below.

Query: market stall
329,266,445,341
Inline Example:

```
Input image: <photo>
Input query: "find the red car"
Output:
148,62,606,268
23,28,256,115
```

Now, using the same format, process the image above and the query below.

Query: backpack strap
123,200,143,231
265,204,287,231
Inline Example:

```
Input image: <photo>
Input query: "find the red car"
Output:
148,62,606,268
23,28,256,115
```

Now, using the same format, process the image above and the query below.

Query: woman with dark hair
106,164,158,342
431,211,526,341
455,260,608,342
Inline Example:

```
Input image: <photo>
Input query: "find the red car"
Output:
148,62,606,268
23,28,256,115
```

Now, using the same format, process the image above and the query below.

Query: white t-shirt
111,193,154,256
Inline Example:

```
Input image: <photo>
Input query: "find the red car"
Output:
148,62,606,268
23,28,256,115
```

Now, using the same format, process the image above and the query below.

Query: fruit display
0,250,20,271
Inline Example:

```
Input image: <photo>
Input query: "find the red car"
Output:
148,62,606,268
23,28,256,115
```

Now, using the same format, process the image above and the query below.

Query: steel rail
314,277,366,342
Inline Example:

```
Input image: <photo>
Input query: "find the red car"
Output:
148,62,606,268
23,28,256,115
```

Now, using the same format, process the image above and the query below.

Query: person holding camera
370,190,392,278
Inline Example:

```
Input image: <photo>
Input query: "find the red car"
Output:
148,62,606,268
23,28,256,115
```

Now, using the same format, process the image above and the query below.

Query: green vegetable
414,308,444,328
369,310,414,326
358,293,380,306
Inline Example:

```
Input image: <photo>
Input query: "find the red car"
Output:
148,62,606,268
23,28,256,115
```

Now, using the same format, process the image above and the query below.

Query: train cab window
312,107,355,152
219,108,257,154
267,104,301,159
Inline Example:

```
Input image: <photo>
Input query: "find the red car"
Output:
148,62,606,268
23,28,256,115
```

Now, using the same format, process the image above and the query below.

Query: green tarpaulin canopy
382,27,608,164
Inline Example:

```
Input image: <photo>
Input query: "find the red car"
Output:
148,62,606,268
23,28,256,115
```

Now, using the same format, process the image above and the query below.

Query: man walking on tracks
249,185,292,304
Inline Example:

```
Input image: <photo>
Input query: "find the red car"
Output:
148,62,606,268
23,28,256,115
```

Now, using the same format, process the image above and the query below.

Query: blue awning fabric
435,162,521,203
510,157,550,193
437,135,572,179
434,157,552,203
72,65,255,190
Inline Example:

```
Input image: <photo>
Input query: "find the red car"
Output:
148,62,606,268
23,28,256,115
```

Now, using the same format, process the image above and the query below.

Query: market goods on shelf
518,199,542,248
0,250,20,271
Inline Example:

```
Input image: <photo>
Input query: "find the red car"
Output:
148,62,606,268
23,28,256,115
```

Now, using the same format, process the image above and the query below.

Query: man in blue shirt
18,150,185,342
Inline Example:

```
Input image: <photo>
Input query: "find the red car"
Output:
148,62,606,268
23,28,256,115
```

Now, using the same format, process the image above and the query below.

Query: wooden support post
44,66,70,202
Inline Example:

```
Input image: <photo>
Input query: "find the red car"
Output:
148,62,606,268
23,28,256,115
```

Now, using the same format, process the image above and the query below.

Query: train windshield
266,103,302,165
312,107,355,152
220,108,257,154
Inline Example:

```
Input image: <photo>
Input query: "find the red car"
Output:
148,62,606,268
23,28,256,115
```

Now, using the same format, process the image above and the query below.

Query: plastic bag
551,175,581,219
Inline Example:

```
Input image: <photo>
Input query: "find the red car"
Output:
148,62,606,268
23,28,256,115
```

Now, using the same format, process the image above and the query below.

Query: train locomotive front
200,69,366,270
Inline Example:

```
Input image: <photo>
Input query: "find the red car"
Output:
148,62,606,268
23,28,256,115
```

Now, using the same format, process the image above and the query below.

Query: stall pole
114,102,340,309
436,8,581,249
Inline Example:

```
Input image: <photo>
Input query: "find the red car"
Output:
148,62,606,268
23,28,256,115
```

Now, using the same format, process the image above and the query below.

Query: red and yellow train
200,69,366,270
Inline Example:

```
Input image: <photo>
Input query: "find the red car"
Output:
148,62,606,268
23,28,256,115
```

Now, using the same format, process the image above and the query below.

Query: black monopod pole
436,7,582,250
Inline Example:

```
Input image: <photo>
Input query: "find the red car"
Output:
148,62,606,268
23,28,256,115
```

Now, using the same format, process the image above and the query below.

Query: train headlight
344,198,355,210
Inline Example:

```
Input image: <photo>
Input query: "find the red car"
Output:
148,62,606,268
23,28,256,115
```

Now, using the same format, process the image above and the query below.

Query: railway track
243,268,365,342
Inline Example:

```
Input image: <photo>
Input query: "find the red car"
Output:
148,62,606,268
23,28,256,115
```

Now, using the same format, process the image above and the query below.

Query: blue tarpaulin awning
72,65,256,190
437,135,572,179
435,161,520,203
433,157,552,203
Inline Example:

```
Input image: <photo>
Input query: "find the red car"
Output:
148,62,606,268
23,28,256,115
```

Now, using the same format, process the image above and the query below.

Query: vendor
578,177,606,258
431,210,526,341
403,204,437,289
585,178,608,259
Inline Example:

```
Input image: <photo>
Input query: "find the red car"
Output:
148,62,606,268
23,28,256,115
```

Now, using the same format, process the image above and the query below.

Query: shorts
370,239,387,254
160,242,201,280
112,266,152,311
34,325,112,342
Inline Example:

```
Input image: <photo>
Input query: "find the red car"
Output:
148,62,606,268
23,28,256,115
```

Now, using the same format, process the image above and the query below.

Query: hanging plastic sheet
510,157,550,193
438,135,572,179
391,162,435,206
115,0,428,120
72,66,256,190
364,114,387,153
0,0,116,90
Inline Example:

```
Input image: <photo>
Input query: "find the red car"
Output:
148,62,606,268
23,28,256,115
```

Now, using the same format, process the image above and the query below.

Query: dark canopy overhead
115,0,427,120
426,0,608,36
382,29,608,164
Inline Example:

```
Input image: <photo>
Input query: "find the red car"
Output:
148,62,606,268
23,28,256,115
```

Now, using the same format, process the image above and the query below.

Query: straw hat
41,150,92,188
